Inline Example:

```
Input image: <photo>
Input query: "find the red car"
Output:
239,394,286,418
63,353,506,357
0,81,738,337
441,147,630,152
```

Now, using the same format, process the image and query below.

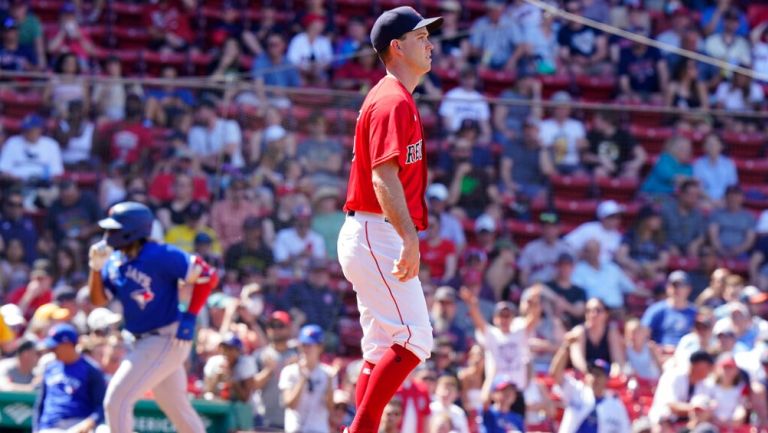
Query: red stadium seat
551,174,592,200
507,219,542,247
576,75,617,102
668,256,699,272
540,74,570,100
723,130,765,159
554,198,598,226
0,90,44,119
143,51,186,77
30,0,64,24
596,177,639,202
433,68,459,92
629,125,674,155
109,2,147,28
112,26,152,50
735,159,768,184
479,69,515,96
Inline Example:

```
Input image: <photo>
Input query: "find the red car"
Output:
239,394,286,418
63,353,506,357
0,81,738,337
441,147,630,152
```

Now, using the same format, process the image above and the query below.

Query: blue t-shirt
482,407,525,433
101,242,190,334
37,357,105,429
574,397,602,433
641,300,697,346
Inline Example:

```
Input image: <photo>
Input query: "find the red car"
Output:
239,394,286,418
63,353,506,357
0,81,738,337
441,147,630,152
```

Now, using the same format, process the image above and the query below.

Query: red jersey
108,121,153,164
419,238,456,280
344,76,429,230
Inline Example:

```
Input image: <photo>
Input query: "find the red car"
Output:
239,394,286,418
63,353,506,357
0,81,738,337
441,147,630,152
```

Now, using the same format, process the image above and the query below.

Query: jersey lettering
405,140,423,164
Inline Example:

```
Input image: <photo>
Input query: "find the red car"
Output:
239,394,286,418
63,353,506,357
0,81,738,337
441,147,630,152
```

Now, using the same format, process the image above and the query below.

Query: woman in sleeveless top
567,298,625,375
666,59,709,110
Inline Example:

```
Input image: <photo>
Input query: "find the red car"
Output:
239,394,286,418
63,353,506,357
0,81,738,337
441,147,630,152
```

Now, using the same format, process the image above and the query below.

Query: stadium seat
507,220,542,247
735,159,768,184
30,0,64,24
143,51,186,77
540,74,570,100
576,75,617,102
554,198,598,226
108,2,147,28
629,125,673,155
550,174,592,200
432,68,459,92
667,256,699,272
112,26,153,50
479,69,515,96
0,90,44,119
596,177,639,202
722,130,765,159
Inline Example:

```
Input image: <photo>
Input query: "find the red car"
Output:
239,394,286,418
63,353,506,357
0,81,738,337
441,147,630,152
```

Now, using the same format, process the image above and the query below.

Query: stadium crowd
2,0,768,432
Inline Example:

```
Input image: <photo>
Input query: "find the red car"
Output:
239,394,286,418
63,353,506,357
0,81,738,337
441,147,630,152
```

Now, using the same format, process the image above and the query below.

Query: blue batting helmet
98,201,154,248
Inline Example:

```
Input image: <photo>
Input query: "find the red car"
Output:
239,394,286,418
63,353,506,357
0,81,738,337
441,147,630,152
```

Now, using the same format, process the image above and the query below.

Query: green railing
0,392,232,433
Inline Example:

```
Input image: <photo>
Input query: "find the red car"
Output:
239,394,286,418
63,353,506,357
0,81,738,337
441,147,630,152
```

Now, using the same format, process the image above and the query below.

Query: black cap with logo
370,6,443,55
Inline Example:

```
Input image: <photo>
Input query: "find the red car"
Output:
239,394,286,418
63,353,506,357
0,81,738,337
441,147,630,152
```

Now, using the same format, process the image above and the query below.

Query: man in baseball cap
370,6,442,60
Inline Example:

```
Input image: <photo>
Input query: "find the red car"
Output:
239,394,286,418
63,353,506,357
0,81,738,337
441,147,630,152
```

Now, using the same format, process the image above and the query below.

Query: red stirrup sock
355,360,376,408
349,344,420,433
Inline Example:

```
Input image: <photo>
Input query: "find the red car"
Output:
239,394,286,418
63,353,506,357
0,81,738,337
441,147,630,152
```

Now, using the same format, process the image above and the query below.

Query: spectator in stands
701,1,749,37
660,179,707,257
334,46,385,92
0,238,30,293
518,212,571,286
615,205,670,281
34,324,105,433
557,0,609,75
623,319,661,380
439,66,492,142
155,172,206,229
144,0,195,52
667,59,710,110
566,200,624,262
209,2,260,56
211,176,261,252
523,284,565,373
640,135,693,197
0,339,37,391
53,246,85,290
469,0,519,70
704,8,751,76
333,16,368,67
675,308,715,366
420,213,458,284
203,333,256,431
91,56,136,122
282,259,340,334
431,287,467,354
252,32,301,108
6,0,44,67
551,339,631,433
45,53,89,118
750,222,768,291
210,37,243,82
657,8,692,59
309,187,344,260
97,93,153,166
500,117,554,203
279,324,333,433
47,3,96,68
585,110,646,179
0,114,64,183
53,100,95,169
680,395,719,433
46,179,101,244
543,252,586,328
0,188,38,265
431,1,470,70
380,397,404,433
460,287,530,391
752,22,768,81
617,28,669,102
426,184,466,252
188,97,245,172
648,350,715,423
252,311,297,430
165,201,221,255
273,205,325,275
709,185,756,259
481,377,526,433
693,134,738,205
287,14,333,85
567,297,624,375
538,91,587,175
145,66,195,127
0,17,34,71
296,114,343,179
713,70,765,118
572,240,637,310
696,267,730,308
447,138,498,219
642,270,697,348
494,73,542,144
430,375,470,433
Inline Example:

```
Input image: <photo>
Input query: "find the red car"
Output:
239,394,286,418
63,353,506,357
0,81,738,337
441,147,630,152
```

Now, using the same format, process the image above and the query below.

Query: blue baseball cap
21,114,43,131
370,7,442,55
41,323,78,350
588,359,611,376
298,324,324,345
220,332,243,351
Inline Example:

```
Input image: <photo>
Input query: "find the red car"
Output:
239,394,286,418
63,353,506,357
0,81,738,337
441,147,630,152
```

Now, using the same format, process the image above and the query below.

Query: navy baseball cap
370,6,443,54
220,333,243,351
41,323,78,350
298,324,324,345
21,114,43,130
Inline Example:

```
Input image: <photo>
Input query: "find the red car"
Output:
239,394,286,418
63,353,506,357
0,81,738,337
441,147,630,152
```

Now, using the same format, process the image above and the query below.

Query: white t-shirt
429,400,470,433
188,119,244,168
556,375,631,433
714,81,765,111
287,33,333,68
648,367,712,423
538,118,585,166
61,122,95,165
278,363,332,433
565,221,622,262
699,379,745,424
754,42,768,80
475,319,529,390
273,228,326,263
203,354,258,382
438,87,491,132
0,135,64,180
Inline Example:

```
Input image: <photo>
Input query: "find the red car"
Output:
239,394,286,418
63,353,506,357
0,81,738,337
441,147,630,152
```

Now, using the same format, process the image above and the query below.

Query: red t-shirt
343,76,429,230
144,4,193,43
419,238,456,280
7,285,52,319
108,122,154,164
395,380,431,433
149,173,210,203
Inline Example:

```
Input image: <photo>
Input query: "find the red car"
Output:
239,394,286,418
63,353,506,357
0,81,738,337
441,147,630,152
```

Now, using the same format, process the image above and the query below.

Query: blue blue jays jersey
101,242,190,334
37,357,106,429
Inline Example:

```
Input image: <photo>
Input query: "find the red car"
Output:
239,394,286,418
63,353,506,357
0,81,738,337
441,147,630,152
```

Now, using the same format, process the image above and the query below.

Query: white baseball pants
103,322,205,433
337,212,433,363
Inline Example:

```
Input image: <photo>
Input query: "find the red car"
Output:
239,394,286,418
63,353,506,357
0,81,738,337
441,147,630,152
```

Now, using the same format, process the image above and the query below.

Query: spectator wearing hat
273,205,325,276
282,259,341,335
329,389,353,433
0,16,35,71
0,188,38,265
518,212,572,286
34,324,106,433
46,179,101,243
211,176,262,252
572,239,637,310
724,299,766,350
538,91,588,175
649,350,715,423
224,216,274,282
641,135,693,197
480,376,525,433
693,134,738,205
188,97,245,173
709,185,756,259
426,183,466,251
0,303,26,342
642,271,698,348
165,202,222,256
703,354,751,426
251,32,302,108
420,213,458,284
94,93,153,167
499,117,554,203
8,259,55,319
615,205,670,281
543,253,587,327
204,333,257,430
439,66,492,142
0,338,38,391
287,13,333,85
468,0,519,71
0,114,63,183
279,324,334,433
253,311,298,430
584,110,646,180
566,200,625,262
660,178,707,257
431,287,468,353
86,307,121,337
551,332,631,433
311,186,345,260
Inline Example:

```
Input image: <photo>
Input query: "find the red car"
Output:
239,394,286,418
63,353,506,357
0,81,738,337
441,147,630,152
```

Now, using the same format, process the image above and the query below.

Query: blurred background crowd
2,0,768,432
